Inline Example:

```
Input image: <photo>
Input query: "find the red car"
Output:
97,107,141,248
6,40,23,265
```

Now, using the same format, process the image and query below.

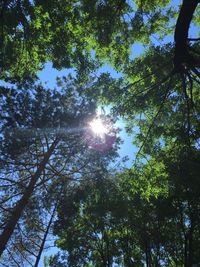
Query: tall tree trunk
184,234,188,267
33,204,57,267
188,219,194,267
145,241,151,267
106,240,111,267
174,0,199,71
0,138,59,256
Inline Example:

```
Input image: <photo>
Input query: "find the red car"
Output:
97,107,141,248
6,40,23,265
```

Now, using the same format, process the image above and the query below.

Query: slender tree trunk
145,241,151,267
184,234,188,267
188,221,194,267
174,0,199,71
0,138,59,256
124,229,133,267
105,234,111,267
33,204,57,267
145,249,149,267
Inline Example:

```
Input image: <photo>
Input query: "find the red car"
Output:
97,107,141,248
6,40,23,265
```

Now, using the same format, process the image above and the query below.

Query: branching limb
188,38,200,41
134,76,173,165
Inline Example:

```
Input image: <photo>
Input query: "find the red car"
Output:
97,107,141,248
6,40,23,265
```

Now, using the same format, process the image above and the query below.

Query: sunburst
89,118,108,137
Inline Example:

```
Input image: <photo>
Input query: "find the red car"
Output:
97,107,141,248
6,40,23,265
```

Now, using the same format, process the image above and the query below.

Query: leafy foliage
0,0,181,81
52,141,200,266
1,1,200,266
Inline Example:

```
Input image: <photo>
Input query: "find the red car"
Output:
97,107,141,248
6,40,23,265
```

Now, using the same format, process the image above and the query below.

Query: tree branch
174,0,200,72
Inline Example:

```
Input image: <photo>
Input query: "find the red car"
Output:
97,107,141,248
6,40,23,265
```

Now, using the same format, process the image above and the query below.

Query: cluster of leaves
51,145,200,266
0,0,179,82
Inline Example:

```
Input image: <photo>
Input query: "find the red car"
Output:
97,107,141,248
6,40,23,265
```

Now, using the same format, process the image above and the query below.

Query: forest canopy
0,0,200,266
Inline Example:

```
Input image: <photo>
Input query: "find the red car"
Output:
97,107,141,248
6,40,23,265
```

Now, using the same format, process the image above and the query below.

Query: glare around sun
89,118,108,136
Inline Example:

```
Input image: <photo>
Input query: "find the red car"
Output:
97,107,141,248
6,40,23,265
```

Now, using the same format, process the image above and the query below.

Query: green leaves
0,0,179,82
1,1,200,266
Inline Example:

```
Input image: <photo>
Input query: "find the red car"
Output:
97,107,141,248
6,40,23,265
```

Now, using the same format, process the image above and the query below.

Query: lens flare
85,115,117,152
89,118,108,137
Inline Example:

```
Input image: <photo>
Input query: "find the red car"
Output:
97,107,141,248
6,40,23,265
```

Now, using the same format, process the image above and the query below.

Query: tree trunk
174,0,199,72
33,204,57,267
0,138,59,256
145,241,151,267
187,220,194,267
184,234,188,267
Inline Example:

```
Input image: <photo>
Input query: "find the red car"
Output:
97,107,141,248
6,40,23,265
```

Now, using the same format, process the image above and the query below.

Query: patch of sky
97,105,137,167
96,63,122,78
130,43,145,60
116,118,137,167
0,79,15,88
195,138,200,150
189,24,199,38
37,62,76,88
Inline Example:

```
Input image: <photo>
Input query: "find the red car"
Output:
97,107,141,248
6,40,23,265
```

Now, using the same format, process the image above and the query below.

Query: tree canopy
1,0,199,80
0,0,200,266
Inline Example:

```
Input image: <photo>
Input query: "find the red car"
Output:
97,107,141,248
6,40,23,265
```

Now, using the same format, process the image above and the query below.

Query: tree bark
174,0,199,72
0,138,59,256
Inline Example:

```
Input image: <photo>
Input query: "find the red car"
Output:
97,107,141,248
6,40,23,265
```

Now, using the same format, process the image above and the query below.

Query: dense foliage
0,77,119,266
0,0,200,266
2,0,199,81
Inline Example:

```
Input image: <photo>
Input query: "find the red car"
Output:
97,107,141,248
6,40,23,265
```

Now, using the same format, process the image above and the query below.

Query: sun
89,118,108,137
85,115,117,152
